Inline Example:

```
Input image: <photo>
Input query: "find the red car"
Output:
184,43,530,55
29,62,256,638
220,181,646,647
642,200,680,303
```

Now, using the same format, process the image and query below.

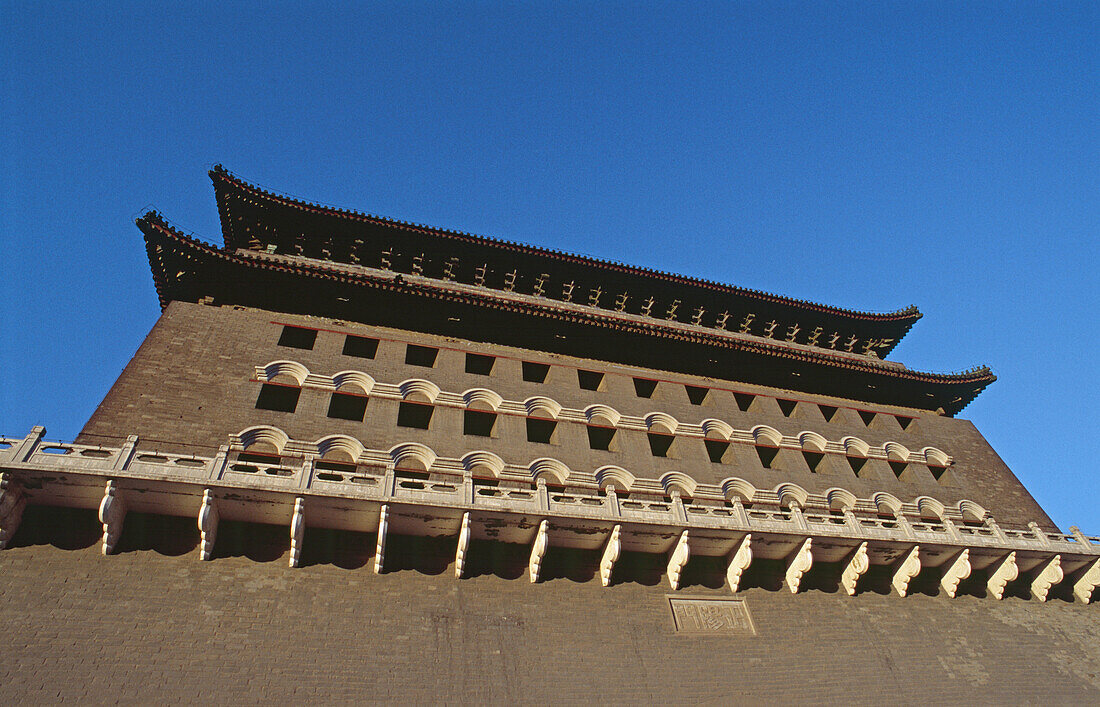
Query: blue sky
2,2,1097,531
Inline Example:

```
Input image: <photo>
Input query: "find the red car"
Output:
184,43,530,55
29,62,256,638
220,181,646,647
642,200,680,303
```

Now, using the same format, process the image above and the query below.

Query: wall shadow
9,505,100,551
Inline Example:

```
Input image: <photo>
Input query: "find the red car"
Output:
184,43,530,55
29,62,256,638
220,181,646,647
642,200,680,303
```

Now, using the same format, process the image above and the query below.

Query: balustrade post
11,426,46,463
605,488,620,519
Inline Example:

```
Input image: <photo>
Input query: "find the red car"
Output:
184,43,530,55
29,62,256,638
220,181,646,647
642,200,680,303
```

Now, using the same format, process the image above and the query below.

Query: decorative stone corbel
1030,555,1063,602
98,480,127,555
667,530,690,590
197,489,219,560
0,472,27,550
454,512,471,579
599,524,621,587
1072,558,1100,604
841,541,869,596
785,538,813,594
986,552,1018,600
892,545,921,597
529,519,549,583
289,497,306,568
374,504,389,574
939,549,971,598
725,534,752,594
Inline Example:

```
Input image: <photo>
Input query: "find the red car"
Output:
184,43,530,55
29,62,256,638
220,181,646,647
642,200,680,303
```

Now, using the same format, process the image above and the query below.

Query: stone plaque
668,597,755,636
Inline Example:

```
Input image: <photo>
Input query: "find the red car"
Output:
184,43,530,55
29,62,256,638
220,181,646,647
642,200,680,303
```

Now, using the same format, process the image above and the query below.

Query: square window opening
464,410,497,437
343,335,379,359
526,417,557,444
587,425,616,451
256,383,300,413
858,410,877,426
929,464,947,481
397,401,434,429
803,451,824,473
847,456,867,474
897,416,914,431
647,433,675,458
888,461,907,478
465,353,496,376
734,392,755,412
705,439,730,464
327,392,368,421
316,459,357,473
633,378,658,398
278,326,317,350
685,385,708,405
777,399,797,417
756,445,779,469
522,361,550,383
405,344,439,368
820,405,838,422
578,370,604,391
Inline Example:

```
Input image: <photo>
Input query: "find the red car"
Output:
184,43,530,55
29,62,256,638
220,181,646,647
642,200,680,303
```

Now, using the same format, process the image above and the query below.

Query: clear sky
2,2,1097,531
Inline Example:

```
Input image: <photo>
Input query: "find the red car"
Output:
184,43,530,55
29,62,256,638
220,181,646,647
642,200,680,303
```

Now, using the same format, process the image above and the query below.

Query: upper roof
139,211,995,415
210,165,921,358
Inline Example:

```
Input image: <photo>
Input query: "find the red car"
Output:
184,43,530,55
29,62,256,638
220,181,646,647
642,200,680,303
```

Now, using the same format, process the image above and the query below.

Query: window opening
858,410,876,426
526,417,557,444
578,370,604,391
803,451,824,473
239,451,280,464
397,401,433,429
685,385,708,405
278,325,317,350
256,383,300,413
465,353,495,375
756,445,779,469
705,439,729,464
734,392,755,412
928,464,947,481
888,461,907,478
587,425,616,451
405,344,439,367
897,416,914,431
777,399,797,417
327,392,368,421
847,456,867,474
316,459,357,473
342,334,378,358
463,410,497,437
820,405,838,422
647,433,674,458
633,378,658,398
522,361,550,383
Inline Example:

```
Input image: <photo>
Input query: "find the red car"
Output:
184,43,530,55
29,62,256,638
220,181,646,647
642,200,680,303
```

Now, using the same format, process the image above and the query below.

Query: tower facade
1,167,1097,702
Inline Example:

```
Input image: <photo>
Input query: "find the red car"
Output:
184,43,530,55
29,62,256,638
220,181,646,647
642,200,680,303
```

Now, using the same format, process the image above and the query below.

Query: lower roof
140,213,994,415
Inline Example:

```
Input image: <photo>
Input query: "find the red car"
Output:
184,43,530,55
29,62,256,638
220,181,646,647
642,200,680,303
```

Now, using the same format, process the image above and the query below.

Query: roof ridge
208,165,924,323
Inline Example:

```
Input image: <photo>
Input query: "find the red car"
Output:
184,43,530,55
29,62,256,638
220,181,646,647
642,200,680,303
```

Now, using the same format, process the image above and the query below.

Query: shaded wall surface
1,509,1097,704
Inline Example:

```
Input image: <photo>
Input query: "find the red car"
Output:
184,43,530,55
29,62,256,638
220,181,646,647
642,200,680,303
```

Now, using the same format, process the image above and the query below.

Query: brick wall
1,507,1096,703
77,301,1055,530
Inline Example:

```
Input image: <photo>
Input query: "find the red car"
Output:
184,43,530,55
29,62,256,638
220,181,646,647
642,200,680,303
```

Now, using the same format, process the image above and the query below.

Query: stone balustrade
2,426,1098,603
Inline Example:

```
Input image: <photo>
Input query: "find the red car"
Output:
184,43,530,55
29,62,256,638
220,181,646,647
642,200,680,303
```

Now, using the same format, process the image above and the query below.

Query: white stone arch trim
920,446,951,467
314,435,365,463
872,492,903,515
399,379,441,404
914,496,947,520
236,425,290,454
332,370,375,395
462,388,503,412
798,431,828,453
957,499,989,523
826,487,858,512
644,412,679,435
884,441,911,462
461,451,505,478
721,477,757,504
258,360,309,386
389,442,437,472
594,465,635,493
842,436,871,458
774,483,809,510
524,396,562,420
528,457,570,485
584,404,622,428
701,418,734,441
659,471,698,499
752,425,783,447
